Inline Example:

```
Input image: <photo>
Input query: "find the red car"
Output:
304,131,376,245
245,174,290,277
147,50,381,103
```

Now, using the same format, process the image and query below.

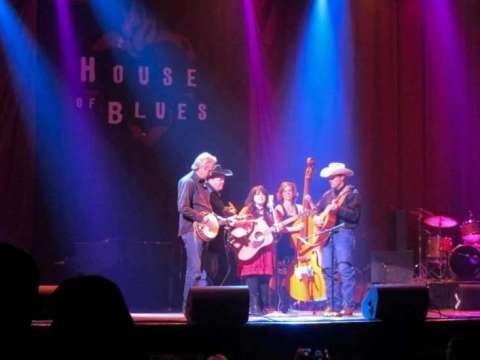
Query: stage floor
129,308,480,324
32,308,480,327
31,310,480,359
131,310,368,324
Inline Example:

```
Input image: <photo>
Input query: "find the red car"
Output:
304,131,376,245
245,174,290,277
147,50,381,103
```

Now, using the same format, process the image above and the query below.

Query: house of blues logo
75,7,207,143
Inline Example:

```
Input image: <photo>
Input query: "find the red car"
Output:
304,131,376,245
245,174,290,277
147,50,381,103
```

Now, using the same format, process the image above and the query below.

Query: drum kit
415,209,480,281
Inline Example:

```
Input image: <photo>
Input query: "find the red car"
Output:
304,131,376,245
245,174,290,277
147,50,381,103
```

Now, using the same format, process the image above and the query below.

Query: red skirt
238,245,274,277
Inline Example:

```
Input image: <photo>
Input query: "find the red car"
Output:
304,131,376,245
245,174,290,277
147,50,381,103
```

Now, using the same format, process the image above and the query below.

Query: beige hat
320,162,354,178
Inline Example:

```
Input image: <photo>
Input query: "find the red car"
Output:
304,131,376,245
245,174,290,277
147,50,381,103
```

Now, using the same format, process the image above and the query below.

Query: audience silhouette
446,336,474,360
50,274,143,359
0,242,40,360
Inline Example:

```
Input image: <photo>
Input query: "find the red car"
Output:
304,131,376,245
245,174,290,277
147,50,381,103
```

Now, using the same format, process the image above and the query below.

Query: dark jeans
275,257,293,312
182,232,208,311
322,229,356,311
244,275,270,312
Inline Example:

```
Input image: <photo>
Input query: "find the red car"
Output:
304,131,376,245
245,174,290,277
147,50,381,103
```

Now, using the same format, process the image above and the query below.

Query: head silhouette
0,243,40,333
51,275,135,358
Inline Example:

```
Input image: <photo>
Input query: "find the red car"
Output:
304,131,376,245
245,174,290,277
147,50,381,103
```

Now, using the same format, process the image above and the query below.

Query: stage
3,0,480,358
31,309,480,359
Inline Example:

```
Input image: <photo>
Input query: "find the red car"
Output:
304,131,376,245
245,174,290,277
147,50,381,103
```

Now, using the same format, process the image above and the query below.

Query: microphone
267,194,274,212
267,194,280,232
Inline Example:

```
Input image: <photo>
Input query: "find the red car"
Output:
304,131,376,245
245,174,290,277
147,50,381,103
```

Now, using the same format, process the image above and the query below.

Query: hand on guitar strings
202,214,217,229
288,223,304,233
224,201,237,216
329,202,339,211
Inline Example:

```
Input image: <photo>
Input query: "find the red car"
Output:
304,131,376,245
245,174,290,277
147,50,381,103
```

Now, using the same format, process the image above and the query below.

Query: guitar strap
280,203,300,218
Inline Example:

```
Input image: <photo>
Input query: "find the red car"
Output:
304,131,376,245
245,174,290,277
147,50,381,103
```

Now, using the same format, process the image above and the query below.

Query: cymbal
409,208,434,217
424,215,458,228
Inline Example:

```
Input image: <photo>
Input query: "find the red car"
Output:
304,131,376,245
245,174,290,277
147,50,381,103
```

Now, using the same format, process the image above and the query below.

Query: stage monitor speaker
456,284,480,310
371,250,414,284
185,285,249,325
361,284,429,322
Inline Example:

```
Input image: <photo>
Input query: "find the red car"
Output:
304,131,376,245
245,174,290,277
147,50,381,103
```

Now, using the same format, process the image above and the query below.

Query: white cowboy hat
320,162,354,178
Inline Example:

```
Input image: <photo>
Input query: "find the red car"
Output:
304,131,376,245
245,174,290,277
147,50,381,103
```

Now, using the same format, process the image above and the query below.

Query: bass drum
449,245,480,280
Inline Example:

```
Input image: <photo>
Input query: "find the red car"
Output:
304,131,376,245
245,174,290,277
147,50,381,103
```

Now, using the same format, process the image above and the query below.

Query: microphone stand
324,223,345,314
220,225,233,286
330,230,335,313
268,201,282,313
416,211,427,281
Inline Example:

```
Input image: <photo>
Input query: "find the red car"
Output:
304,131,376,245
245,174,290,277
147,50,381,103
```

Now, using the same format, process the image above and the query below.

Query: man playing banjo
177,152,217,311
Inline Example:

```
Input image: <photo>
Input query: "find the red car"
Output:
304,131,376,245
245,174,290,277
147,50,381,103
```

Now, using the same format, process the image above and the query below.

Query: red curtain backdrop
0,0,36,251
248,0,480,261
351,0,480,254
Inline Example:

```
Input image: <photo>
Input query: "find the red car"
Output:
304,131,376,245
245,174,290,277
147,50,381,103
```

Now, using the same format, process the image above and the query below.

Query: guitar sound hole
252,233,263,247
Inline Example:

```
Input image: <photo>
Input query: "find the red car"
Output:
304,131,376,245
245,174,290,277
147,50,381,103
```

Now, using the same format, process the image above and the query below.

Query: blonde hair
191,152,217,170
276,181,298,202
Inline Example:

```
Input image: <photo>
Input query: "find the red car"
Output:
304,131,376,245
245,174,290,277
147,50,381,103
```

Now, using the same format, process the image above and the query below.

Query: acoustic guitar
313,185,352,247
231,210,314,261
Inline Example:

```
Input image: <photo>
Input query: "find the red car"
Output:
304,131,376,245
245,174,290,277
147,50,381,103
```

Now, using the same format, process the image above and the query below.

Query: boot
249,294,262,315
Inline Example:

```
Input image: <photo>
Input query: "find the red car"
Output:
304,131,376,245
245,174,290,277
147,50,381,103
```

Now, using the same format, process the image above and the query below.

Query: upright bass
289,158,326,302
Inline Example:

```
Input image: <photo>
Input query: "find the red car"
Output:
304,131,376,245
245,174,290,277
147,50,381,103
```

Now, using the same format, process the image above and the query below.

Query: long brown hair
276,181,298,202
242,185,273,223
244,185,268,209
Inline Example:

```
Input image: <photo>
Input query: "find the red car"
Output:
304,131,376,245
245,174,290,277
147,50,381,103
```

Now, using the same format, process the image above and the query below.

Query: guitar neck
280,215,299,227
275,210,312,230
334,186,352,206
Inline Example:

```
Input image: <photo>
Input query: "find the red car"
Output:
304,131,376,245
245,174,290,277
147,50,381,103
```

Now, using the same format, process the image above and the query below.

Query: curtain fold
0,0,37,251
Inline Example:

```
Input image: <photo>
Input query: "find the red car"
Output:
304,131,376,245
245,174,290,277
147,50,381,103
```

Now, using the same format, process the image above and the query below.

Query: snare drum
460,219,480,244
427,235,453,258
449,245,480,280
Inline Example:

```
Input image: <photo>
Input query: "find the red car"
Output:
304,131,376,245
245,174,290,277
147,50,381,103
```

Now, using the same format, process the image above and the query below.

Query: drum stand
415,211,428,280
427,228,452,280
426,257,449,280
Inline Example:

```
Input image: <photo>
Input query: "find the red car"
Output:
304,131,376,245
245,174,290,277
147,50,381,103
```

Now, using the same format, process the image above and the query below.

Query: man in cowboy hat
207,164,234,217
205,164,236,285
314,162,361,316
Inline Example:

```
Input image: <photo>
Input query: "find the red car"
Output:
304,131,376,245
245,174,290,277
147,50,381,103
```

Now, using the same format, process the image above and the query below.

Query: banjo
193,213,220,242
193,212,245,242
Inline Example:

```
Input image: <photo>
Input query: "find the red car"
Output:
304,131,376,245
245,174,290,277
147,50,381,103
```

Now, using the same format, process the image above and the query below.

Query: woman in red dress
237,185,274,315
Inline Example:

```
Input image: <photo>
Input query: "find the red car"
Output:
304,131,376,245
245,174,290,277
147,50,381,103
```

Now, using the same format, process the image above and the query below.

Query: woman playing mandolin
236,185,275,315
